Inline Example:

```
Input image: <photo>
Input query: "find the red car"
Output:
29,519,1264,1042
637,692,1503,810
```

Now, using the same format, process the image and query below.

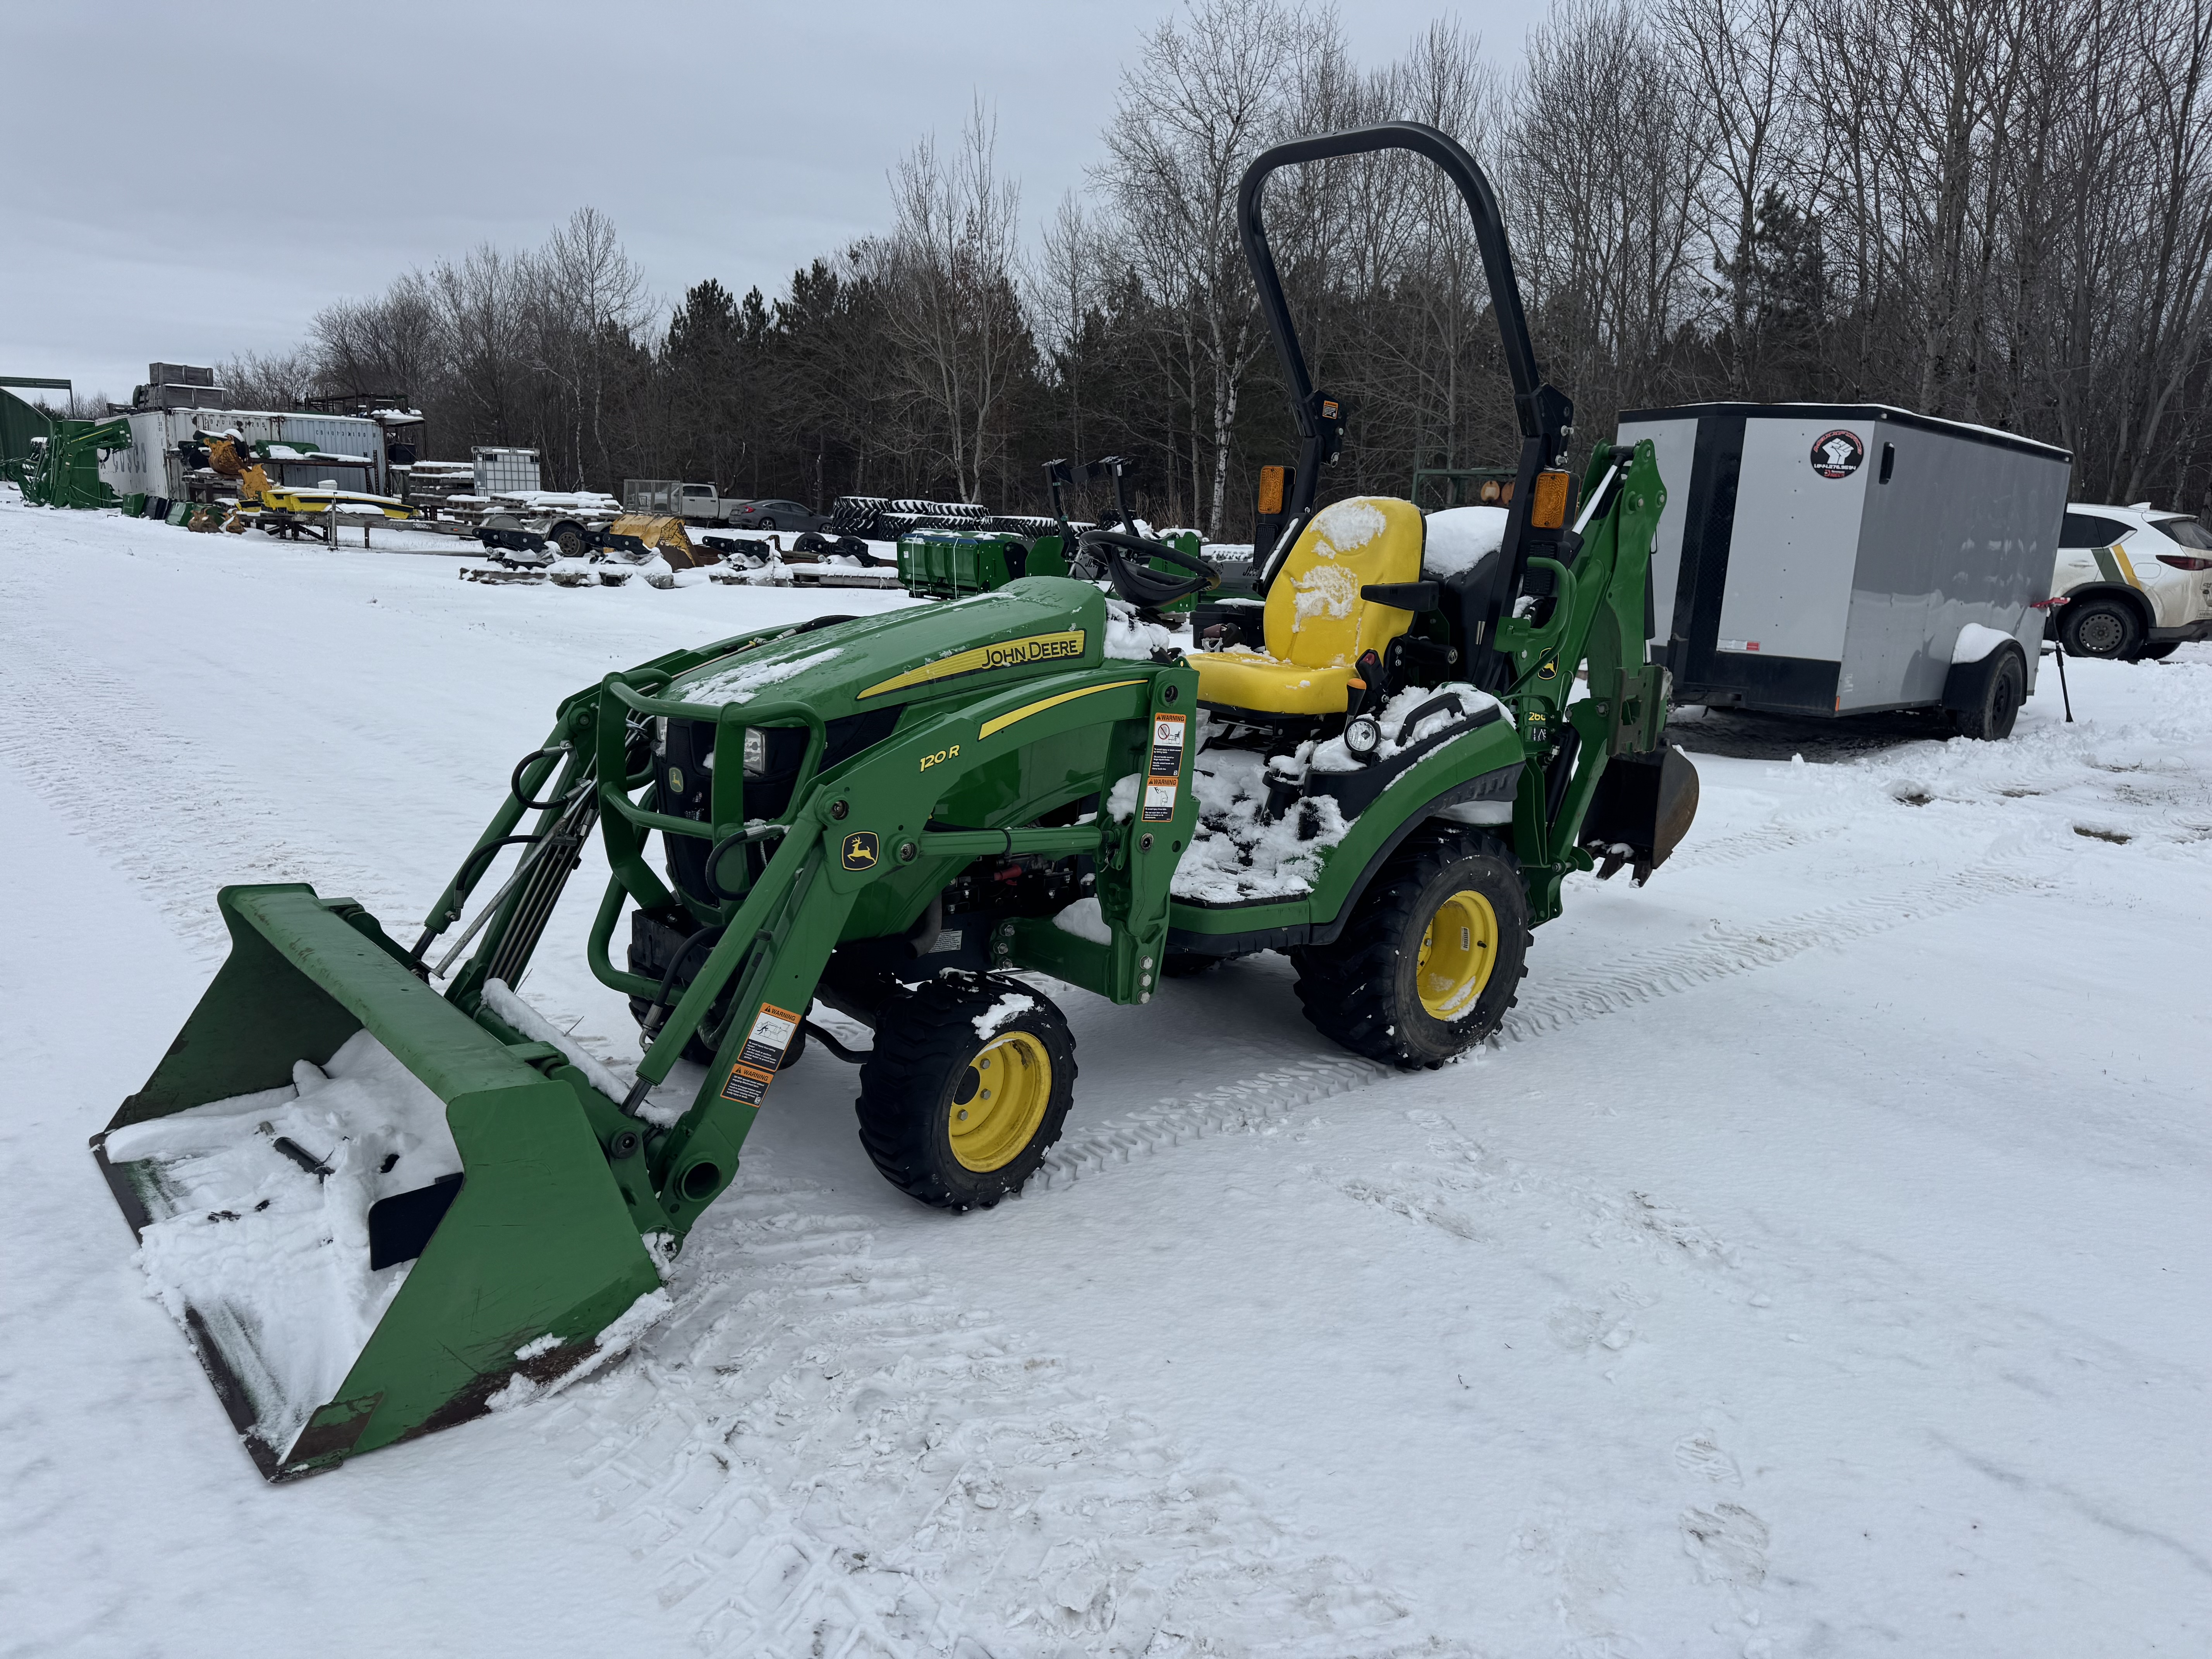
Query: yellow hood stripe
979,679,1145,740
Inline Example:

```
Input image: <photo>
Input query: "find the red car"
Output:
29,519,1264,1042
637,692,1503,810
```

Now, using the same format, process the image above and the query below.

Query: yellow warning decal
977,678,1144,739
857,630,1087,700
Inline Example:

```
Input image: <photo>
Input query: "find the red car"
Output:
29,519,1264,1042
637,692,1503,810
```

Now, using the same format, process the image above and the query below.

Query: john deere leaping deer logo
1809,429,1865,479
840,831,879,871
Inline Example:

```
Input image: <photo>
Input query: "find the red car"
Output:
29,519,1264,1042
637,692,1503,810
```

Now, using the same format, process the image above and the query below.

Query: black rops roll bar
1237,121,1575,691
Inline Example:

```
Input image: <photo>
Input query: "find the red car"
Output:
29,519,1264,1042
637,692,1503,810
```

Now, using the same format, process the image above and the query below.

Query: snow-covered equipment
93,121,1698,1483
889,454,1204,608
103,406,394,504
601,513,711,568
15,414,128,508
472,492,623,562
897,526,1071,596
1618,402,2072,739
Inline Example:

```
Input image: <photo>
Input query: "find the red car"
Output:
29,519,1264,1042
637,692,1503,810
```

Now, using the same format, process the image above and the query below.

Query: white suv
2051,503,2212,661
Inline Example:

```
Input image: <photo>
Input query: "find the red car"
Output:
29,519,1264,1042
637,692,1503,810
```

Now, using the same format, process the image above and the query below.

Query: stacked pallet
395,460,479,526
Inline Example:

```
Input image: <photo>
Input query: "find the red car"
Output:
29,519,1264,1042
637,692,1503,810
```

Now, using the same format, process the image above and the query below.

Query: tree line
227,0,2212,537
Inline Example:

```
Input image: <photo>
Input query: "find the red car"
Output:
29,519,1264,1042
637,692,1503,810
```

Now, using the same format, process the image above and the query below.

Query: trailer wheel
1292,833,1530,1069
855,975,1076,1211
552,523,586,560
1950,644,2027,740
2061,594,2145,660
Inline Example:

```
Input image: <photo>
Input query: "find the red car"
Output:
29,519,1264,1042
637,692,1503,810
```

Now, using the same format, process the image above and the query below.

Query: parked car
2050,503,2212,660
725,496,829,534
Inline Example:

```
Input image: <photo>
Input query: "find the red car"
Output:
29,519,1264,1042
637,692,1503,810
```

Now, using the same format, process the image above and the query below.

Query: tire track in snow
1500,860,2042,1040
537,1173,1466,1657
0,616,407,963
1656,805,1858,873
1035,1055,1388,1192
1032,858,2045,1196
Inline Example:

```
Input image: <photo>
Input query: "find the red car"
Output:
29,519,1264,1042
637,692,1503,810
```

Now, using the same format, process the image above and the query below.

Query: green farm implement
14,412,127,508
94,122,1700,1480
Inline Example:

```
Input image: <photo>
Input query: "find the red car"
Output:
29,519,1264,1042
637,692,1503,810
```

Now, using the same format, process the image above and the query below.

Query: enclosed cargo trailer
1616,403,2070,726
99,407,390,501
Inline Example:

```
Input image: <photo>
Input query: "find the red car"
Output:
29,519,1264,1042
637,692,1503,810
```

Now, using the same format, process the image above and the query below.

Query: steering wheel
1079,529,1219,608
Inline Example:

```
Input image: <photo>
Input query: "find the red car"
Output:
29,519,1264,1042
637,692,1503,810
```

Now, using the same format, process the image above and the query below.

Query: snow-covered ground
2,493,2206,1657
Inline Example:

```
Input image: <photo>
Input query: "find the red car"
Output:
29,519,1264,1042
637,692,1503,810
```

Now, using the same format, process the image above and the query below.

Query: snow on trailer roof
1618,401,2074,462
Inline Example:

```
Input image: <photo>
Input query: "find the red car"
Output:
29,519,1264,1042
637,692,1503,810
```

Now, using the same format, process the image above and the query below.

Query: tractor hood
665,577,1109,721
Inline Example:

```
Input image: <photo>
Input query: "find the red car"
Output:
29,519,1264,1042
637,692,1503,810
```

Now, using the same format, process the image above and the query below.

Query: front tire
856,975,1076,1210
1291,833,1531,1069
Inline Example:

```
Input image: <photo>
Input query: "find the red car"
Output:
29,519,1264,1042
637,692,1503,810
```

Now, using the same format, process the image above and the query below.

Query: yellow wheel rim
1417,888,1498,1020
948,1029,1053,1172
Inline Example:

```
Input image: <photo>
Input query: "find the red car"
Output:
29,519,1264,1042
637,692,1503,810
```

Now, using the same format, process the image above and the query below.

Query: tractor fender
1304,765,1525,946
1164,757,1524,958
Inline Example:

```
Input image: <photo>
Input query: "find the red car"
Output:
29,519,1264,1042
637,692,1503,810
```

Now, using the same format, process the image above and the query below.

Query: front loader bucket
93,884,663,1480
1581,745,1701,882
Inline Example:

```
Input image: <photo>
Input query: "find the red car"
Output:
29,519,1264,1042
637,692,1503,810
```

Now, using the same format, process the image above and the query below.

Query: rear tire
1951,644,2027,740
855,975,1076,1211
2061,595,2144,660
1291,833,1531,1069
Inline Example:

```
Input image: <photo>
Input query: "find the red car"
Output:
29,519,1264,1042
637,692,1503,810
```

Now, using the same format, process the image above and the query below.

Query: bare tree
869,102,1030,503
531,206,653,489
1656,0,1803,392
1099,0,1331,536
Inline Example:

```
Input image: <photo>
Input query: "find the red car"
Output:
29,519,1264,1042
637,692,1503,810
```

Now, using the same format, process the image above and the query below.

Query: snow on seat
1188,496,1426,716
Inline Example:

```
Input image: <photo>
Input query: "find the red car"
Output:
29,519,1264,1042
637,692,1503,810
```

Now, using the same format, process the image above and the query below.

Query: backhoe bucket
606,513,704,567
92,883,663,1480
1582,746,1700,882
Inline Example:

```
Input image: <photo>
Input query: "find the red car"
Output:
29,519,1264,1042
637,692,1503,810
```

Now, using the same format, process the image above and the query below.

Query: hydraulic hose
642,924,728,1029
509,744,574,810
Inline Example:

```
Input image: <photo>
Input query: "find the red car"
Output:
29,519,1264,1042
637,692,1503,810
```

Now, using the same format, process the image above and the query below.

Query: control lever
1085,455,1135,530
1044,458,1076,539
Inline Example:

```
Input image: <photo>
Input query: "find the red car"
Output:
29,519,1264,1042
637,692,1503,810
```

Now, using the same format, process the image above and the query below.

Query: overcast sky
4,2,1546,402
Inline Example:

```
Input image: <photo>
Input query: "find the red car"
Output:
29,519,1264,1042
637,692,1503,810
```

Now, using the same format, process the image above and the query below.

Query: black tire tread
855,975,1076,1211
1291,831,1532,1070
1953,644,2026,740
2061,594,2145,661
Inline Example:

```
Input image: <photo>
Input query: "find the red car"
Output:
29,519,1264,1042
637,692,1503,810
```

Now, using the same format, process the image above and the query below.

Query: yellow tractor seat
1190,496,1426,716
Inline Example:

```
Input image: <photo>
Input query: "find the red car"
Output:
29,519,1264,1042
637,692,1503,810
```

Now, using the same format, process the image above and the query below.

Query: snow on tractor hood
665,577,1110,718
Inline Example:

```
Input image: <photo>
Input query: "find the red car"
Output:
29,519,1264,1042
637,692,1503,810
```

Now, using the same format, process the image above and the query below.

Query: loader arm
565,637,1197,1238
1493,439,1688,919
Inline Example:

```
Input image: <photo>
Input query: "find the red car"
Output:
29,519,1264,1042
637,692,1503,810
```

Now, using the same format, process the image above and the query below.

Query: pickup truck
622,479,829,532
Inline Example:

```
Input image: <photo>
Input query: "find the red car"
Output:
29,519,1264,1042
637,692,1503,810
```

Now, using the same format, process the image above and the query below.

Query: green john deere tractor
93,122,1700,1480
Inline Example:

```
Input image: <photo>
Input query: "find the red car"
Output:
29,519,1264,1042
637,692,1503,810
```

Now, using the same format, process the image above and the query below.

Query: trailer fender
1940,637,2028,713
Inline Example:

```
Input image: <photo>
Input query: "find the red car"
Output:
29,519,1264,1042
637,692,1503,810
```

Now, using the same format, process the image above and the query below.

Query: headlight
1344,714,1381,759
743,726,768,778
